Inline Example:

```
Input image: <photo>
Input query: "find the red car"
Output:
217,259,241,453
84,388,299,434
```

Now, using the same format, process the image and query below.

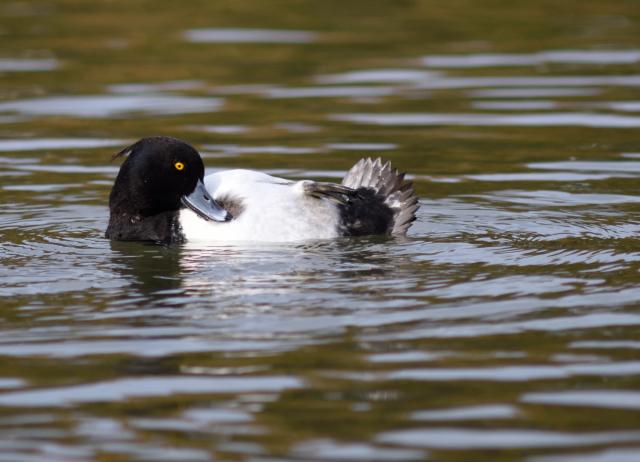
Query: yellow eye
174,161,185,171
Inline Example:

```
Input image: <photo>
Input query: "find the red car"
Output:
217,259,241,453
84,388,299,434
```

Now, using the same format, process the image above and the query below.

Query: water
1,1,640,460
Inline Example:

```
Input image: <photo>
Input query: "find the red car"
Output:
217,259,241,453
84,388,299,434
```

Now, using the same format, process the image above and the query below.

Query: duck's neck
105,209,185,243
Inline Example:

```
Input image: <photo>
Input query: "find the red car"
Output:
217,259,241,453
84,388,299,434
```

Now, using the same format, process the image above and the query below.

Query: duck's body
106,137,419,243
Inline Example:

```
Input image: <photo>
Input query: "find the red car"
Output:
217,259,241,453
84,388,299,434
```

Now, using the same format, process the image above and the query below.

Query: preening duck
105,136,419,243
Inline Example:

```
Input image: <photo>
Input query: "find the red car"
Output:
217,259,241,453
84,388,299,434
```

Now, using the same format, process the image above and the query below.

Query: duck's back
179,170,342,242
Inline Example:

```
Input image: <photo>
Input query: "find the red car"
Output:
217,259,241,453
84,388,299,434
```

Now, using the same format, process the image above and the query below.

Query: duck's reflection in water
107,235,422,342
108,240,184,304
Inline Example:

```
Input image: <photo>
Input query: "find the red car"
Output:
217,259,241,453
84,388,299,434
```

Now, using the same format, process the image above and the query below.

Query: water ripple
531,448,640,462
421,50,640,68
0,58,59,72
0,376,302,407
0,95,223,117
377,428,640,449
183,28,317,44
521,390,640,410
0,138,126,151
330,112,640,128
292,439,425,461
529,160,640,172
412,404,518,421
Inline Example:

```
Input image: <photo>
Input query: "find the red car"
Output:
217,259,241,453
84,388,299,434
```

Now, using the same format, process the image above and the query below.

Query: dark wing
302,181,395,236
302,181,356,204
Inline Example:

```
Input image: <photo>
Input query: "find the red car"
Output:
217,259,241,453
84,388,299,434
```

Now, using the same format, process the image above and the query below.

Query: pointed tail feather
342,158,419,236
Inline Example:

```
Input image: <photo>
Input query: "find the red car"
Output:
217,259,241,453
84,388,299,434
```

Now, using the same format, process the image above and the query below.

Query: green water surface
1,1,640,461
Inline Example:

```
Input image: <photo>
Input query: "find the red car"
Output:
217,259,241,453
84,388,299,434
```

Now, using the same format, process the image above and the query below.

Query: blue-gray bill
181,180,231,222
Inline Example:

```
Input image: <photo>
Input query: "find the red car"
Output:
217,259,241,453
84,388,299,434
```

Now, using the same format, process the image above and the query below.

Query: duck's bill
181,180,232,222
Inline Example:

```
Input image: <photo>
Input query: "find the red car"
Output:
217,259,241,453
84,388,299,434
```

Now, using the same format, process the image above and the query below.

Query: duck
105,136,419,243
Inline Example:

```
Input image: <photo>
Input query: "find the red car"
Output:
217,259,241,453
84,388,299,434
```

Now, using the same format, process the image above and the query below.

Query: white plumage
180,170,342,242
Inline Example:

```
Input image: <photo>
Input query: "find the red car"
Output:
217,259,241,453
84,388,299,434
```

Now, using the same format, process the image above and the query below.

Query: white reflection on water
529,160,640,172
571,340,640,350
368,351,449,363
477,190,640,206
0,376,302,407
292,439,426,461
264,85,397,99
521,390,640,409
421,50,640,68
0,378,25,389
0,337,294,358
183,28,317,43
14,165,119,174
530,448,640,462
412,404,518,421
417,75,640,89
0,443,94,462
74,416,133,442
415,275,590,298
188,124,249,134
3,184,82,192
418,75,640,89
361,312,640,342
182,407,253,425
0,94,223,117
330,112,640,128
107,80,206,94
274,122,322,133
377,428,640,449
211,84,277,95
130,417,205,432
202,144,319,155
472,100,558,110
0,58,59,72
0,156,38,164
465,172,631,182
316,71,640,88
468,88,601,98
0,138,126,151
591,101,640,112
382,360,640,381
326,142,397,151
315,69,439,84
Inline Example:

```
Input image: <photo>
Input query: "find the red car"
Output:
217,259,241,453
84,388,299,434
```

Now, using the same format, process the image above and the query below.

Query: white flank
180,170,341,242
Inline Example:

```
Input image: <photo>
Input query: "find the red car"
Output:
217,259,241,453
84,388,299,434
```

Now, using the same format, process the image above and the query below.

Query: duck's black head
105,136,229,243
